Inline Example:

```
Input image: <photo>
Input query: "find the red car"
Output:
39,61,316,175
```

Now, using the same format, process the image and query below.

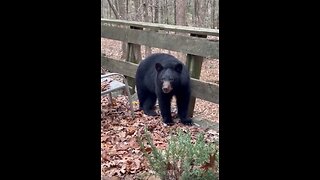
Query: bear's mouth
162,88,171,93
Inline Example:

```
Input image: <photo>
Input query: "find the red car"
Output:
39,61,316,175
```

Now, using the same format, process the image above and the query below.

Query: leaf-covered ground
101,95,219,179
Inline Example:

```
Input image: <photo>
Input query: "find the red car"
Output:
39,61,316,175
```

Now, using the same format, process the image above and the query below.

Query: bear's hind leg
142,94,157,116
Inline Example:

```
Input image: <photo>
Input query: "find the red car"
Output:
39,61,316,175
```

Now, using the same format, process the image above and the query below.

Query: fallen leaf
200,153,217,172
119,131,126,138
101,151,109,161
144,146,152,154
127,127,136,136
129,138,140,149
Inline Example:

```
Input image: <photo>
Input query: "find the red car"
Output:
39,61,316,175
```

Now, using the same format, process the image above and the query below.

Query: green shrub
137,128,219,180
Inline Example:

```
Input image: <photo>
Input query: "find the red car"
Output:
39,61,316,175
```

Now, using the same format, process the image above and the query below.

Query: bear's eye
169,78,174,81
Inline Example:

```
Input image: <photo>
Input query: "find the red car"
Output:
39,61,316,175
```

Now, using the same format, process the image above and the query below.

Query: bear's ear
155,63,163,72
175,63,183,73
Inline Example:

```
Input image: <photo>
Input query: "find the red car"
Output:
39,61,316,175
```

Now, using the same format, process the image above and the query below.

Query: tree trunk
126,0,129,20
106,0,127,58
143,0,152,56
195,0,204,27
108,1,112,18
175,0,187,25
159,0,162,23
164,0,168,24
154,0,159,23
107,0,120,19
101,0,105,18
114,0,119,13
134,0,141,21
195,0,198,25
202,0,209,28
118,0,128,58
213,0,219,29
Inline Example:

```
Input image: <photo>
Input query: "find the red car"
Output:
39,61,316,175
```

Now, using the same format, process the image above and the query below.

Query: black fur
135,53,192,125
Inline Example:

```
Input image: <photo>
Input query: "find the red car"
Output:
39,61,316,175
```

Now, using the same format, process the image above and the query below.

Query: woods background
101,0,219,29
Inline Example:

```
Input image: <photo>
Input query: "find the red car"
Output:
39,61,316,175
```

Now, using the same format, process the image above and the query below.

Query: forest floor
101,38,219,179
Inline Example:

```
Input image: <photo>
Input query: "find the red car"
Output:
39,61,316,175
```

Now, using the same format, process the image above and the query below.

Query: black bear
135,53,192,125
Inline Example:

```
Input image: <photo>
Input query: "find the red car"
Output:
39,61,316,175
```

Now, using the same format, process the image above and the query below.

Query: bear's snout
162,81,172,93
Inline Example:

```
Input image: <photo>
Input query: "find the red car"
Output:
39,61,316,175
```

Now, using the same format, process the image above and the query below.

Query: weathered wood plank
101,56,137,78
101,25,219,58
126,26,142,64
125,26,143,94
101,56,219,104
101,18,219,36
191,79,219,104
186,34,207,117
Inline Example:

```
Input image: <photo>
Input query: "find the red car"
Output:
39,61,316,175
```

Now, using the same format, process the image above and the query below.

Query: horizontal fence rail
101,18,219,36
101,25,219,58
101,56,219,104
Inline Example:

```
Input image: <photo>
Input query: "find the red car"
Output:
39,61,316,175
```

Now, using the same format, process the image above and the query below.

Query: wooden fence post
126,26,142,94
186,33,207,118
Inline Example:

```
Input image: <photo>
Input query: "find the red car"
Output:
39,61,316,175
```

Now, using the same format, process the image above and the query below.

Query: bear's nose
162,87,169,93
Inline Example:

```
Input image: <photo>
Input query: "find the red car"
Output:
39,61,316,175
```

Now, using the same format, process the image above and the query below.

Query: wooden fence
101,18,219,117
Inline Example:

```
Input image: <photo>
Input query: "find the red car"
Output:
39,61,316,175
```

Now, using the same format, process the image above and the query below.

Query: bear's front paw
144,110,158,116
181,118,193,126
163,118,174,126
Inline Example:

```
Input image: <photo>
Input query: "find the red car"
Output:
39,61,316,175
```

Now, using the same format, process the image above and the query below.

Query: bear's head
155,62,183,94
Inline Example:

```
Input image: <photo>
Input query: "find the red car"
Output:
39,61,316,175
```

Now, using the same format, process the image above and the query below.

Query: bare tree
158,0,162,23
107,0,120,19
118,0,126,21
202,0,209,28
213,0,219,29
175,0,187,27
154,0,159,23
101,0,105,18
134,0,142,21
193,0,204,27
161,0,169,24
114,0,119,13
101,0,219,29
142,0,149,24
192,0,198,26
126,0,129,20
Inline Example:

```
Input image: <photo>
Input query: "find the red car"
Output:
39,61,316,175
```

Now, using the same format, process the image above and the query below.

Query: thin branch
106,0,120,19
